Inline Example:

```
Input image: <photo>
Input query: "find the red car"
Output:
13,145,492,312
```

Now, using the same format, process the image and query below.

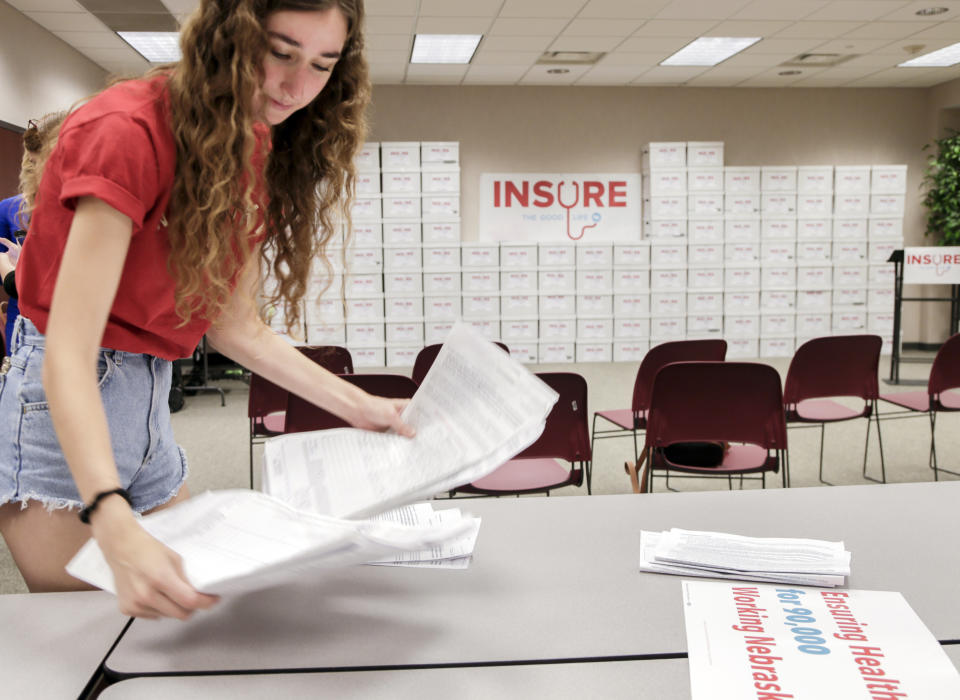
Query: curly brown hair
163,0,370,330
18,112,67,228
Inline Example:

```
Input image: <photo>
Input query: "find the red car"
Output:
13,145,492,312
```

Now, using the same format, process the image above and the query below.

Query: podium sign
903,246,960,284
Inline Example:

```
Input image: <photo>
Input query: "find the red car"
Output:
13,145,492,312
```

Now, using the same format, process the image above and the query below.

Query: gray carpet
1,351,955,595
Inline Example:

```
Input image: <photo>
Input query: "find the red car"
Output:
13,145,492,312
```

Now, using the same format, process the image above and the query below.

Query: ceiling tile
471,49,542,66
654,0,754,21
369,65,408,84
877,2,960,22
684,65,768,84
519,63,592,84
574,65,648,84
479,35,554,51
81,45,144,61
847,66,925,84
365,50,411,65
631,65,710,83
52,29,126,49
418,0,503,17
489,17,571,36
548,36,624,52
7,0,85,10
842,53,908,68
462,64,530,84
714,52,789,69
731,1,830,21
631,19,719,36
365,0,418,15
499,0,589,18
812,37,895,53
873,37,956,54
743,37,825,54
366,16,416,34
841,21,935,39
599,51,668,66
617,36,692,53
905,23,960,39
25,10,107,31
578,0,672,19
561,18,644,36
414,17,493,34
705,20,792,36
367,35,413,51
774,21,866,38
804,1,912,22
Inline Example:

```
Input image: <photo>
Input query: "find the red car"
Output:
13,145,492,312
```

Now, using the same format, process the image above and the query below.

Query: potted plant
922,129,960,245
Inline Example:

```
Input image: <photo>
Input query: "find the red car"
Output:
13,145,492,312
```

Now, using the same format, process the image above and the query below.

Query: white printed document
640,529,851,587
683,580,960,699
263,322,559,518
66,490,475,595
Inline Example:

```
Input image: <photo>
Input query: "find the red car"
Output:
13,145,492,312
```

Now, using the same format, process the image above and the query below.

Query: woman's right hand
0,237,21,264
91,497,219,619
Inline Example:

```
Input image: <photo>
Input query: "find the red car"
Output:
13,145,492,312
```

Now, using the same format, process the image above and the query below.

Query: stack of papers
640,528,851,587
66,322,557,595
368,503,481,569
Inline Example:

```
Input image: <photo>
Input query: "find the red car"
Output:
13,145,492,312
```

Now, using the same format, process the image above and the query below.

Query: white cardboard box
540,317,577,340
499,243,538,269
689,219,725,242
688,168,725,193
576,342,613,363
382,171,421,195
871,165,907,194
761,166,797,192
797,166,834,194
385,321,423,344
761,289,796,311
422,220,461,244
724,167,761,194
614,340,650,362
380,141,420,171
500,269,538,292
834,166,872,194
796,218,832,240
643,142,686,169
539,341,575,363
688,291,724,314
354,142,380,172
500,293,539,318
382,221,420,245
462,270,500,293
687,142,724,168
644,219,687,239
724,219,760,242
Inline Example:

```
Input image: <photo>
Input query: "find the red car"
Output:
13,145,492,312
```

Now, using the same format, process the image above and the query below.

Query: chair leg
589,414,598,494
863,401,887,484
817,423,830,485
647,446,655,494
249,421,255,490
930,411,938,480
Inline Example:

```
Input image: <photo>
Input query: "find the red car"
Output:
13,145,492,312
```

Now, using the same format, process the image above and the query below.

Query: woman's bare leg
0,483,192,592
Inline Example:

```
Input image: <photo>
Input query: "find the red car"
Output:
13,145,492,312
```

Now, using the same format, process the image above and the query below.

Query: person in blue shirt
0,113,65,354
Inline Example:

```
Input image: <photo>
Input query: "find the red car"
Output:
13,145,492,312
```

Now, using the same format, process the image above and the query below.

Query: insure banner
683,580,960,699
478,173,642,243
903,246,960,284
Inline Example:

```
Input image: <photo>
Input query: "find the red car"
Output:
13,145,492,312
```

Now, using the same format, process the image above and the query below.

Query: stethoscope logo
557,181,602,240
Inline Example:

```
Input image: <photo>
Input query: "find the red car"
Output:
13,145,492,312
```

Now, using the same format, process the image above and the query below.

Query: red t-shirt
19,75,270,360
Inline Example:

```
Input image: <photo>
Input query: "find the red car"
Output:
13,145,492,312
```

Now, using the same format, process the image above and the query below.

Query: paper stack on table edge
640,528,851,587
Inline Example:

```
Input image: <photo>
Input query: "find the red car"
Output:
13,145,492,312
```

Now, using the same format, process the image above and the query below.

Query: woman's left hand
350,393,415,437
0,237,21,264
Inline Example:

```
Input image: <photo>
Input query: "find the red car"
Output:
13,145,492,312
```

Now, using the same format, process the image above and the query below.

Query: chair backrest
283,373,418,434
632,339,727,413
783,334,881,406
247,345,355,420
514,372,591,462
412,341,509,386
929,332,960,397
645,361,787,450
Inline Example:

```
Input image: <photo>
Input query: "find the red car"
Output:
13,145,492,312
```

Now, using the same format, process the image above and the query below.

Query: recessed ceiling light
898,40,960,67
117,31,180,63
915,7,949,16
546,68,570,74
661,37,762,67
411,34,482,64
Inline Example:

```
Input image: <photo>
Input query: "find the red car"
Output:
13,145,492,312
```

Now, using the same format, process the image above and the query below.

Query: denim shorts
0,317,188,512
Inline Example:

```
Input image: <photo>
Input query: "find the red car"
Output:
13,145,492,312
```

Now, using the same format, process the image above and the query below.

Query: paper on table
639,531,845,587
66,490,474,596
654,528,850,576
264,322,559,519
367,503,481,567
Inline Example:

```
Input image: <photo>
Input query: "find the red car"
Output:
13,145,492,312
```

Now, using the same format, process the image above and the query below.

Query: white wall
0,1,106,128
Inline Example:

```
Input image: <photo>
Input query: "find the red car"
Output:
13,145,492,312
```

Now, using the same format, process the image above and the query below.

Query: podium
887,248,960,384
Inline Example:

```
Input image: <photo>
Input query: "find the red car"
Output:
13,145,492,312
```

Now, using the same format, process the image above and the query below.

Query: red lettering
494,180,500,207
533,180,553,207
504,181,529,207
583,181,604,207
609,180,627,207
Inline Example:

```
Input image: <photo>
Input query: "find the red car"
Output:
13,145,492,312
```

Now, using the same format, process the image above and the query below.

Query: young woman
0,0,409,620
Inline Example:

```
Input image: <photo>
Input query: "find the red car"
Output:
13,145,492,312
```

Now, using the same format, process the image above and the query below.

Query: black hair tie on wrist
78,488,133,524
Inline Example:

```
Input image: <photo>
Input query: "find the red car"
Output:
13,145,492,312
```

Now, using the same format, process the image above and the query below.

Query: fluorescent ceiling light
118,31,181,62
661,37,762,67
411,34,482,64
898,41,960,67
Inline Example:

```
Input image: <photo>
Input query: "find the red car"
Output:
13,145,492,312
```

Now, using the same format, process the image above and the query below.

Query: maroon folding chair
283,373,418,434
247,345,354,486
645,362,788,492
880,333,960,480
783,335,885,485
411,341,509,386
590,339,727,489
451,372,591,496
